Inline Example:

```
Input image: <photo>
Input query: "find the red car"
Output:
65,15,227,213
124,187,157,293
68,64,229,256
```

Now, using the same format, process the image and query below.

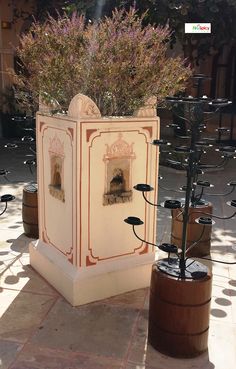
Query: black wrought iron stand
124,74,236,357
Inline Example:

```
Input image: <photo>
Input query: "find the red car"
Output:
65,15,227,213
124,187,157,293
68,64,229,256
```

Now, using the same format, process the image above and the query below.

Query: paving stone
0,289,56,343
128,304,236,369
103,288,148,309
127,310,216,369
0,256,58,296
0,340,23,369
210,278,233,322
10,344,122,369
1,138,236,369
207,320,236,369
30,298,138,359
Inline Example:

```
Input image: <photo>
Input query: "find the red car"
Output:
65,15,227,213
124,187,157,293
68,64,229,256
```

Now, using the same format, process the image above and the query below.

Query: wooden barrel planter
148,263,212,358
22,184,39,238
171,203,213,257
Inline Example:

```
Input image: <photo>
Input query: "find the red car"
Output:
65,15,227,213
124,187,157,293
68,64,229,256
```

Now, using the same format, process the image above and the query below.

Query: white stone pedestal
30,94,160,305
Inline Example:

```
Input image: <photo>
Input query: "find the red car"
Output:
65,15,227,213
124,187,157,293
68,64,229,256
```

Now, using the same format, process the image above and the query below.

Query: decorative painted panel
48,135,65,202
103,133,136,205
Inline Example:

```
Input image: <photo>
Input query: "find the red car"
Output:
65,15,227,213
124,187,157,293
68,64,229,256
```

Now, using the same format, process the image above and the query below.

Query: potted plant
8,8,192,306
10,8,191,116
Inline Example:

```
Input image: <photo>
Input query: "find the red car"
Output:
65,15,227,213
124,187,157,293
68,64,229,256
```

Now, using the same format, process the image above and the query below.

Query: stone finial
68,94,101,119
133,96,157,117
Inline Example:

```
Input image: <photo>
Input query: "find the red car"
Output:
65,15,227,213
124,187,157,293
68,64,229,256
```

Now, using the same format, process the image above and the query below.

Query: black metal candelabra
0,193,15,216
125,74,236,280
0,145,16,216
0,125,36,217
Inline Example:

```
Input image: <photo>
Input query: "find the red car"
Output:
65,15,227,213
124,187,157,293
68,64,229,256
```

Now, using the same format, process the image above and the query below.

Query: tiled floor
1,137,236,369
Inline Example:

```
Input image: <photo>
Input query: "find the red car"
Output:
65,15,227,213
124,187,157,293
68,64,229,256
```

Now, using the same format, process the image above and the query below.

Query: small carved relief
68,93,101,119
103,133,135,205
48,135,65,202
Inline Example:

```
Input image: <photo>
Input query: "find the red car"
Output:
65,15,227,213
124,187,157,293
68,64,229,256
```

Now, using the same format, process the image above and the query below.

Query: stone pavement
0,137,236,369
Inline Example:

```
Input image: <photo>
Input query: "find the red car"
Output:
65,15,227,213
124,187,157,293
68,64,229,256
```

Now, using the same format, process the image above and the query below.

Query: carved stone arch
68,94,101,119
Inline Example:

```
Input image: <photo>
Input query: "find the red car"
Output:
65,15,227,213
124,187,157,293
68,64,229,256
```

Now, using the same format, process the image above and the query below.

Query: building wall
0,0,35,108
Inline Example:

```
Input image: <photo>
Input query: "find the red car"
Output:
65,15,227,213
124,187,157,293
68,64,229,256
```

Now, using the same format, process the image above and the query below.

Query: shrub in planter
9,8,191,242
10,8,191,115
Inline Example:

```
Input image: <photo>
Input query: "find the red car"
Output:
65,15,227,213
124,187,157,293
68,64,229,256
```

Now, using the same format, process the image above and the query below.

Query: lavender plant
12,8,191,116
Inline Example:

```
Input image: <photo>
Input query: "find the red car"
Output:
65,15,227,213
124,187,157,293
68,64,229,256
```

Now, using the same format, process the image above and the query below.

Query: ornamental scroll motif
48,135,65,202
103,133,136,205
67,93,101,119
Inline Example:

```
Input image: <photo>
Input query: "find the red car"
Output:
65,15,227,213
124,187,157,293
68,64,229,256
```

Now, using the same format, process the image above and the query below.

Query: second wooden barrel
148,263,212,358
171,203,213,257
22,184,38,238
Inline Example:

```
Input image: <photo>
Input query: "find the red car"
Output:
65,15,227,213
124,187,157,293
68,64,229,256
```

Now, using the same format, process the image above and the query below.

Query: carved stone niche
103,133,136,205
48,135,65,202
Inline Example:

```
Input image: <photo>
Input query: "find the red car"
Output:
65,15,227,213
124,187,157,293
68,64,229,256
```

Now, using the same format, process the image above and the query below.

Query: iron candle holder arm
2,143,19,183
1,144,18,215
166,159,188,171
134,226,158,249
204,181,236,197
198,156,230,170
24,158,37,175
133,184,161,207
7,133,37,177
191,180,214,205
0,202,8,216
186,210,236,265
185,216,215,256
142,191,161,207
190,200,236,220
22,135,37,156
193,187,205,204
124,216,157,248
22,133,37,177
194,255,236,265
124,217,179,263
184,227,206,256
0,194,15,216
0,169,11,182
4,143,18,149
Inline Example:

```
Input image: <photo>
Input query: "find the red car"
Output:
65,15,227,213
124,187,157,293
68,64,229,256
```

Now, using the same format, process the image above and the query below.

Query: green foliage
11,0,236,65
11,8,191,116
145,0,236,64
110,1,236,65
67,1,236,64
11,0,70,23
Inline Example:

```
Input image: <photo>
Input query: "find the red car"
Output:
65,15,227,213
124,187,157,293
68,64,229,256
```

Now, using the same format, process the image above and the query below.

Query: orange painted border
40,123,75,264
85,127,154,265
